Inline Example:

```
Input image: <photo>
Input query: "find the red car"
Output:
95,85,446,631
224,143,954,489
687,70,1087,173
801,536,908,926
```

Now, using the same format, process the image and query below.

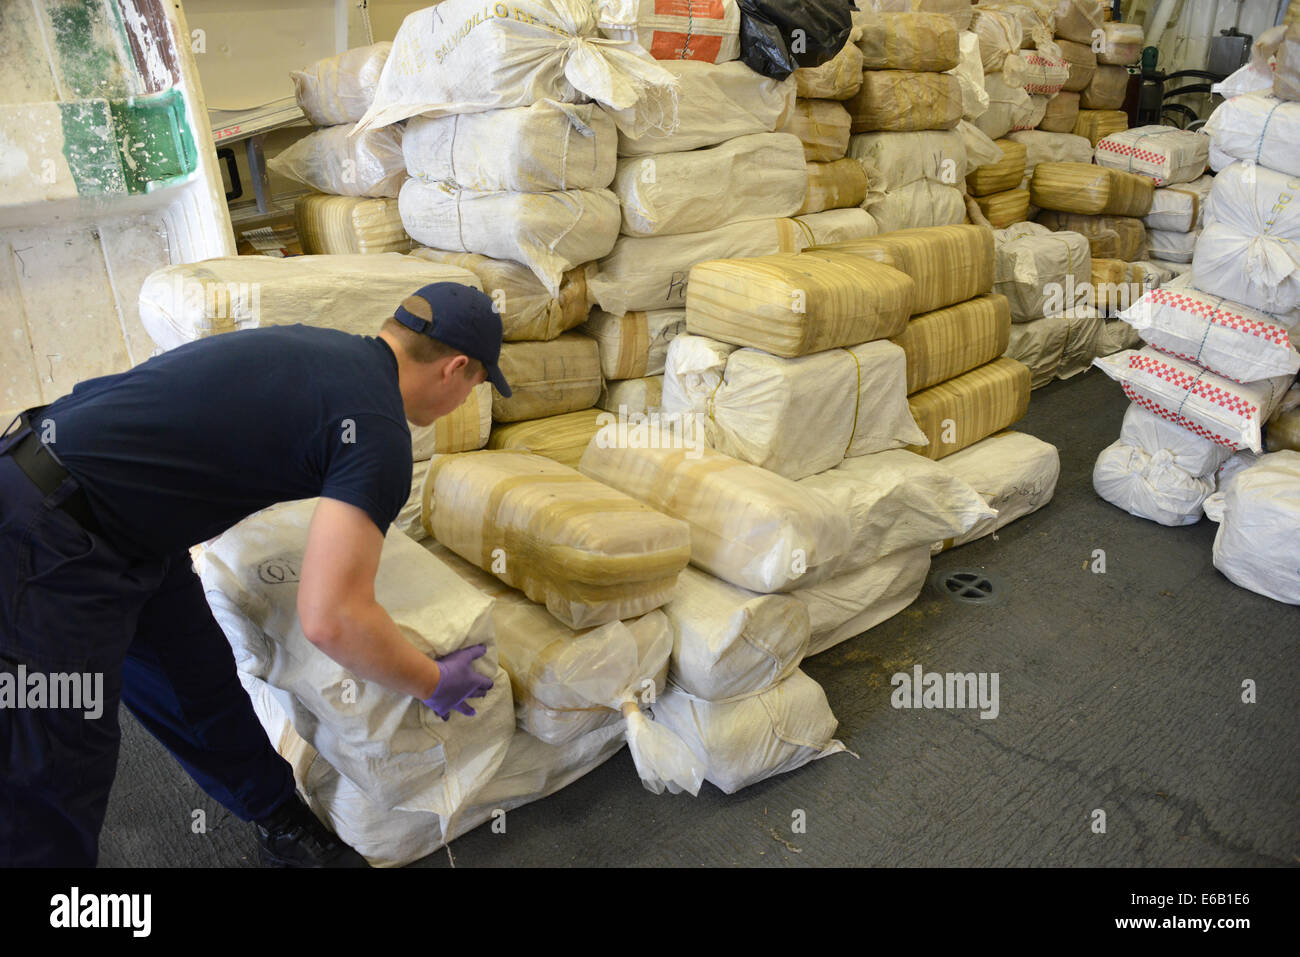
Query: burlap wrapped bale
797,159,870,214
1021,48,1070,96
487,409,606,469
781,99,853,162
1144,175,1212,232
906,358,1033,459
970,8,1023,71
814,224,995,315
1039,91,1080,133
1005,314,1069,387
966,139,1028,196
1090,259,1149,315
598,376,663,415
892,294,1013,394
1056,38,1097,92
1042,0,1104,44
976,73,1034,139
493,333,602,422
793,208,880,244
794,32,865,99
975,187,1031,228
295,195,411,255
1098,21,1142,65
685,251,915,357
1057,306,1105,378
848,129,968,190
1038,210,1147,262
412,382,492,459
1079,65,1129,110
409,248,588,342
870,0,974,31
422,451,690,629
980,1,1054,45
1030,161,1153,216
1006,129,1094,179
846,71,963,133
291,42,391,126
582,308,685,379
867,181,969,232
855,12,960,71
1094,126,1209,187
267,123,406,198
993,221,1092,321
578,437,852,593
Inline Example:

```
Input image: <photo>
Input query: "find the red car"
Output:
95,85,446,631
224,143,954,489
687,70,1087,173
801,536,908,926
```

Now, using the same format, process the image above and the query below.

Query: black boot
254,794,369,868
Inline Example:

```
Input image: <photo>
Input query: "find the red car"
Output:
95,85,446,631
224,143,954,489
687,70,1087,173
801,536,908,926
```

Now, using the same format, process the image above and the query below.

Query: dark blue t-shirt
40,324,412,558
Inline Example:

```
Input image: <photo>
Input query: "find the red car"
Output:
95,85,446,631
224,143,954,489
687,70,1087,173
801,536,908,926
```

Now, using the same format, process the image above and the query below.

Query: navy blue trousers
0,428,294,866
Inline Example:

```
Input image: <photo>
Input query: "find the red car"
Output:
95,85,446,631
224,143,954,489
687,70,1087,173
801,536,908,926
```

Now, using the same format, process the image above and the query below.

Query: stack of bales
1035,0,1104,140
1074,18,1140,146
277,44,412,255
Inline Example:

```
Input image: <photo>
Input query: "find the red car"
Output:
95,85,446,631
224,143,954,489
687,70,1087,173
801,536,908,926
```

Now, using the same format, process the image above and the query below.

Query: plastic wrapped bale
1144,176,1212,233
1205,451,1300,604
1118,286,1300,384
651,669,845,794
979,1,1053,46
893,294,1013,393
950,29,991,121
906,358,1033,459
1089,258,1153,315
612,133,807,237
975,187,1031,228
593,0,741,63
793,208,880,244
398,181,620,295
662,566,811,700
295,195,410,255
1030,161,1152,216
1078,66,1128,111
1005,313,1069,387
410,382,493,461
1042,0,1103,44
1203,95,1300,177
1094,317,1142,354
799,448,997,573
1265,385,1300,451
969,8,1023,71
196,499,513,818
868,0,974,32
402,102,617,192
1005,129,1094,179
934,431,1061,550
702,340,927,480
812,224,995,315
966,138,1027,196
578,435,852,592
846,71,963,133
1072,107,1128,147
1092,347,1294,452
866,181,969,232
396,465,431,541
1118,402,1234,478
1056,306,1105,378
1056,38,1096,92
422,451,691,628
583,308,685,379
492,334,602,422
1021,48,1070,96
854,12,960,71
1038,91,1080,133
292,42,391,126
617,60,796,155
599,376,664,414
1037,211,1147,262
138,254,480,351
586,217,809,315
661,333,738,415
993,221,1091,322
1097,21,1142,65
975,73,1034,139
486,409,606,469
797,159,869,213
1195,162,1300,317
1145,228,1198,263
848,128,968,192
267,124,405,198
780,98,853,161
408,249,589,342
794,31,865,98
1092,441,1217,525
684,250,915,357
353,0,678,137
792,546,933,654
1094,126,1208,187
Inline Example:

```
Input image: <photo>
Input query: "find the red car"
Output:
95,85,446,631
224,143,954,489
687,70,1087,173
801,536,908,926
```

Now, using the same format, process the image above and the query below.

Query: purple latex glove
421,644,493,720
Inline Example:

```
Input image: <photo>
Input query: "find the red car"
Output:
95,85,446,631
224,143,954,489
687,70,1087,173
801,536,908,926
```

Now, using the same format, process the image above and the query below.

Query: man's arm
296,497,442,700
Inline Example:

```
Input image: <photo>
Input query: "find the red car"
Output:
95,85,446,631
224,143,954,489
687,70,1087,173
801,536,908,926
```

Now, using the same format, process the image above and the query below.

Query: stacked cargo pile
1034,0,1104,142
273,44,412,255
1073,16,1139,146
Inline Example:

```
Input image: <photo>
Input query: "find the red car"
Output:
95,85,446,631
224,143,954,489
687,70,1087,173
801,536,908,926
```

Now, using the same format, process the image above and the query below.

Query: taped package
848,128,968,191
702,340,928,480
855,12,960,72
893,294,1014,393
1005,129,1094,178
594,0,741,63
578,436,852,593
138,254,479,351
353,0,678,137
798,158,870,213
583,308,685,379
780,98,853,162
1093,440,1216,525
684,250,915,357
1098,21,1143,65
1079,66,1129,110
613,133,807,237
1207,451,1300,604
1039,91,1080,133
409,248,589,342
1057,306,1105,378
295,195,411,255
1090,259,1154,315
1021,49,1070,96
1005,313,1069,387
599,376,663,414
795,32,865,99
411,382,493,460
1037,210,1147,262
793,546,932,654
487,409,606,469
1144,175,1213,232
951,28,991,120
969,8,1022,71
813,224,995,315
402,101,617,192
661,334,738,415
586,217,808,315
866,180,968,233
966,138,1027,196
422,451,691,628
1144,228,1197,263
1119,402,1234,478
975,187,1031,228
1057,38,1096,92
1030,161,1153,216
994,221,1092,321
1119,285,1300,384
493,333,602,422
934,430,1061,550
197,499,513,817
1075,110,1133,150
398,180,620,295
906,358,1033,459
267,123,405,198
662,566,811,700
846,71,963,133
1093,347,1293,451
794,208,880,244
291,43,391,126
1203,94,1300,177
618,60,796,155
652,669,846,794
1094,126,1209,187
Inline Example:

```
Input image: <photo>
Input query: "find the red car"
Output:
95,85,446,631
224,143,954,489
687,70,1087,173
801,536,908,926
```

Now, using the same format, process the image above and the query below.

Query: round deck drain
932,568,999,605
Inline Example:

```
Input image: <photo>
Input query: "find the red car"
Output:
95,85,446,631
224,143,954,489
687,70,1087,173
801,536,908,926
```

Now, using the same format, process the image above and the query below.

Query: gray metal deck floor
98,368,1300,867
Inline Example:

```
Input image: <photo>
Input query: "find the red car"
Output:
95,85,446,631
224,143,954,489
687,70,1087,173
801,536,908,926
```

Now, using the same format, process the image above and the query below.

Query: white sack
993,221,1092,322
661,333,739,415
598,376,664,414
1144,175,1213,232
1118,402,1234,478
1005,314,1068,387
1093,440,1216,525
867,180,968,233
1208,450,1300,604
793,208,880,244
1203,93,1300,178
292,43,392,126
594,0,741,63
267,123,405,198
583,308,685,379
793,546,932,655
1145,228,1198,263
950,29,991,120
934,431,1060,549
1005,128,1094,177
848,129,968,191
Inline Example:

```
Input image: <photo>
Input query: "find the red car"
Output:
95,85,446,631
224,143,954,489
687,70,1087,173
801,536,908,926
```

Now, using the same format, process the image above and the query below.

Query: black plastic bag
737,0,855,80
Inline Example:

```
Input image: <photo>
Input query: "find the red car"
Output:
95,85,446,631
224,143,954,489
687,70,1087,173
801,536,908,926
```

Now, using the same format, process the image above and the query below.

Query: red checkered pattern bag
1095,125,1209,187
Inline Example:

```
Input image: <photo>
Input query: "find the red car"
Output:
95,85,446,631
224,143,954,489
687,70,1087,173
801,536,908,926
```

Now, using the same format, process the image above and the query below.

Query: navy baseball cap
393,282,512,397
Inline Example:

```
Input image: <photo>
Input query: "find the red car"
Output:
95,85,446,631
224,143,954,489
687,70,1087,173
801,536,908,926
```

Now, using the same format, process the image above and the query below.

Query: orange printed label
654,0,726,19
650,30,723,60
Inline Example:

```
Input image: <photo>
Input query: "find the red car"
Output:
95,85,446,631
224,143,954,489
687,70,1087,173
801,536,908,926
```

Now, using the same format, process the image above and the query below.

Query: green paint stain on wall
58,98,127,196
46,0,131,100
59,90,196,197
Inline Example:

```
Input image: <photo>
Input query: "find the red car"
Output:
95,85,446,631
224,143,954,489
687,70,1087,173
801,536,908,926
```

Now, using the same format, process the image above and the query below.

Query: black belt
2,411,102,536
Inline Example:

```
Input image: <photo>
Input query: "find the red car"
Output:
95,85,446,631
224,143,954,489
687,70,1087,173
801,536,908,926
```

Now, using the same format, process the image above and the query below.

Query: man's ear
442,354,469,381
